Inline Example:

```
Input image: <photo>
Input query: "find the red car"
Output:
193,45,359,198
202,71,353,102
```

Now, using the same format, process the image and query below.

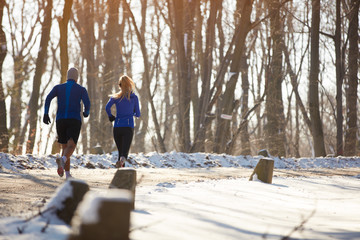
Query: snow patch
75,189,133,225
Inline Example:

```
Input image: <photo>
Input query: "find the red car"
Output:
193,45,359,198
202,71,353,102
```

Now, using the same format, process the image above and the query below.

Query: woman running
105,75,141,168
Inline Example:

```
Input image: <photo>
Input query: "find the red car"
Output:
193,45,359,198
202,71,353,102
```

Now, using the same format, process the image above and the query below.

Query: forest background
0,0,358,158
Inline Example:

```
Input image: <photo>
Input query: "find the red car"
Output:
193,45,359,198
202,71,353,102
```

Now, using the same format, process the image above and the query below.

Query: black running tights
113,127,134,160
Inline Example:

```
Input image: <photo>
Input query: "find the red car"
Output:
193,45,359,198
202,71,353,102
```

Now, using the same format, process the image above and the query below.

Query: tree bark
249,158,274,184
124,0,166,152
309,0,326,157
58,0,73,83
194,0,220,152
7,2,39,153
191,0,201,146
27,0,52,153
172,0,191,152
0,0,8,152
265,0,286,157
240,55,251,155
74,0,101,153
133,0,148,153
344,0,359,156
214,0,252,153
10,57,27,153
335,0,343,156
102,0,122,153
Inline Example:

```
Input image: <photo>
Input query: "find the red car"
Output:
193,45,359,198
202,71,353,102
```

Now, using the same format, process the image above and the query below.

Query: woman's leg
121,127,134,159
113,127,124,161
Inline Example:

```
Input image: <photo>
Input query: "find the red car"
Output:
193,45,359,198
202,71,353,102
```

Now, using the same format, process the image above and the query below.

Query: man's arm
44,86,57,114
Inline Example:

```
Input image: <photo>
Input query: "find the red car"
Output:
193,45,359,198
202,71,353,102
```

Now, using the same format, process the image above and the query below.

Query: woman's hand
109,115,116,122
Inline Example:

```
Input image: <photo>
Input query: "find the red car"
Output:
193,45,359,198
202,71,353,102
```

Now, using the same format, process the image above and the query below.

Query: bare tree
27,0,53,153
123,0,166,152
74,0,102,153
101,0,122,152
0,0,8,152
264,0,286,157
309,0,326,157
344,0,359,156
239,55,251,155
216,0,252,154
132,0,149,153
194,0,221,152
6,1,40,153
334,0,344,156
171,0,192,152
58,0,73,83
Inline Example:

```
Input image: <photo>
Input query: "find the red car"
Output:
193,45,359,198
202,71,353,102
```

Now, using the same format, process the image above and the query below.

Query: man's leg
61,138,76,173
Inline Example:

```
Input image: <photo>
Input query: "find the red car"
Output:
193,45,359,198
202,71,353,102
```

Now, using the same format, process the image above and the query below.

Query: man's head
67,67,79,81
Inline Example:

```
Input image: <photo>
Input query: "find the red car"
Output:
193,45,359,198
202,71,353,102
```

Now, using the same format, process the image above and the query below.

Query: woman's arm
134,96,141,117
105,98,115,116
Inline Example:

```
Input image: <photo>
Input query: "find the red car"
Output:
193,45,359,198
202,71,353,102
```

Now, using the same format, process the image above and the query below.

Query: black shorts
56,119,82,144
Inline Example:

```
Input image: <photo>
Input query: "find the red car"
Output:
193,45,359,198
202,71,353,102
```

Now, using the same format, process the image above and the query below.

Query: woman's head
111,75,135,100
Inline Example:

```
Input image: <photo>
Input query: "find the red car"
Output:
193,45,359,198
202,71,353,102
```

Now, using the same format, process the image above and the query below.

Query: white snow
44,180,74,212
0,151,359,239
131,176,360,240
74,189,133,225
1,151,360,171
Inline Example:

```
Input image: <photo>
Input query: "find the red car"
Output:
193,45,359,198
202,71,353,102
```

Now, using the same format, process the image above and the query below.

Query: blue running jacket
44,79,91,121
105,93,141,128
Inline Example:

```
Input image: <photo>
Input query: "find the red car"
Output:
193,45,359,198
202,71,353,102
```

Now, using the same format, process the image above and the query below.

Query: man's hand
43,114,51,124
109,115,116,122
83,111,89,118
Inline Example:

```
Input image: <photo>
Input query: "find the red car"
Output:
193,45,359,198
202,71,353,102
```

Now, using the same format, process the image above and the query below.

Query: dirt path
0,167,359,218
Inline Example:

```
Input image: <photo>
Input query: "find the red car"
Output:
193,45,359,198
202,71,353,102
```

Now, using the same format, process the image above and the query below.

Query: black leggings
113,127,134,160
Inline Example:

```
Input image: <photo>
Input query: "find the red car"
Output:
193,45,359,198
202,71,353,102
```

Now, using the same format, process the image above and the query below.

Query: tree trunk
124,0,166,152
172,0,191,152
214,0,252,153
133,0,148,153
0,0,8,152
344,0,359,156
102,0,122,153
240,55,251,155
265,0,286,157
309,0,326,157
194,0,220,152
249,158,274,184
10,57,27,153
295,98,300,157
58,0,73,83
74,0,101,153
191,0,201,147
27,0,52,153
6,1,35,153
335,0,343,156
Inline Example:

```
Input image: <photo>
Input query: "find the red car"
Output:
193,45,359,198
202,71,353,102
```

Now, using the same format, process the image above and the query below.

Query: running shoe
56,157,65,177
120,156,126,168
116,156,126,168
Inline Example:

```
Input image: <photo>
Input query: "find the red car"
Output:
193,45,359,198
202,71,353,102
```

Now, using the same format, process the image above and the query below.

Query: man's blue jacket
44,79,90,121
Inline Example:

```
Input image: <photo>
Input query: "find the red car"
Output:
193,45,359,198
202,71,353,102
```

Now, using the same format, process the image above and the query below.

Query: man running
43,67,90,179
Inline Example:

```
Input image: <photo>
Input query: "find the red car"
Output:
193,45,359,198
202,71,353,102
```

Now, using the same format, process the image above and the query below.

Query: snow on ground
1,151,360,171
0,152,360,240
132,176,360,240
